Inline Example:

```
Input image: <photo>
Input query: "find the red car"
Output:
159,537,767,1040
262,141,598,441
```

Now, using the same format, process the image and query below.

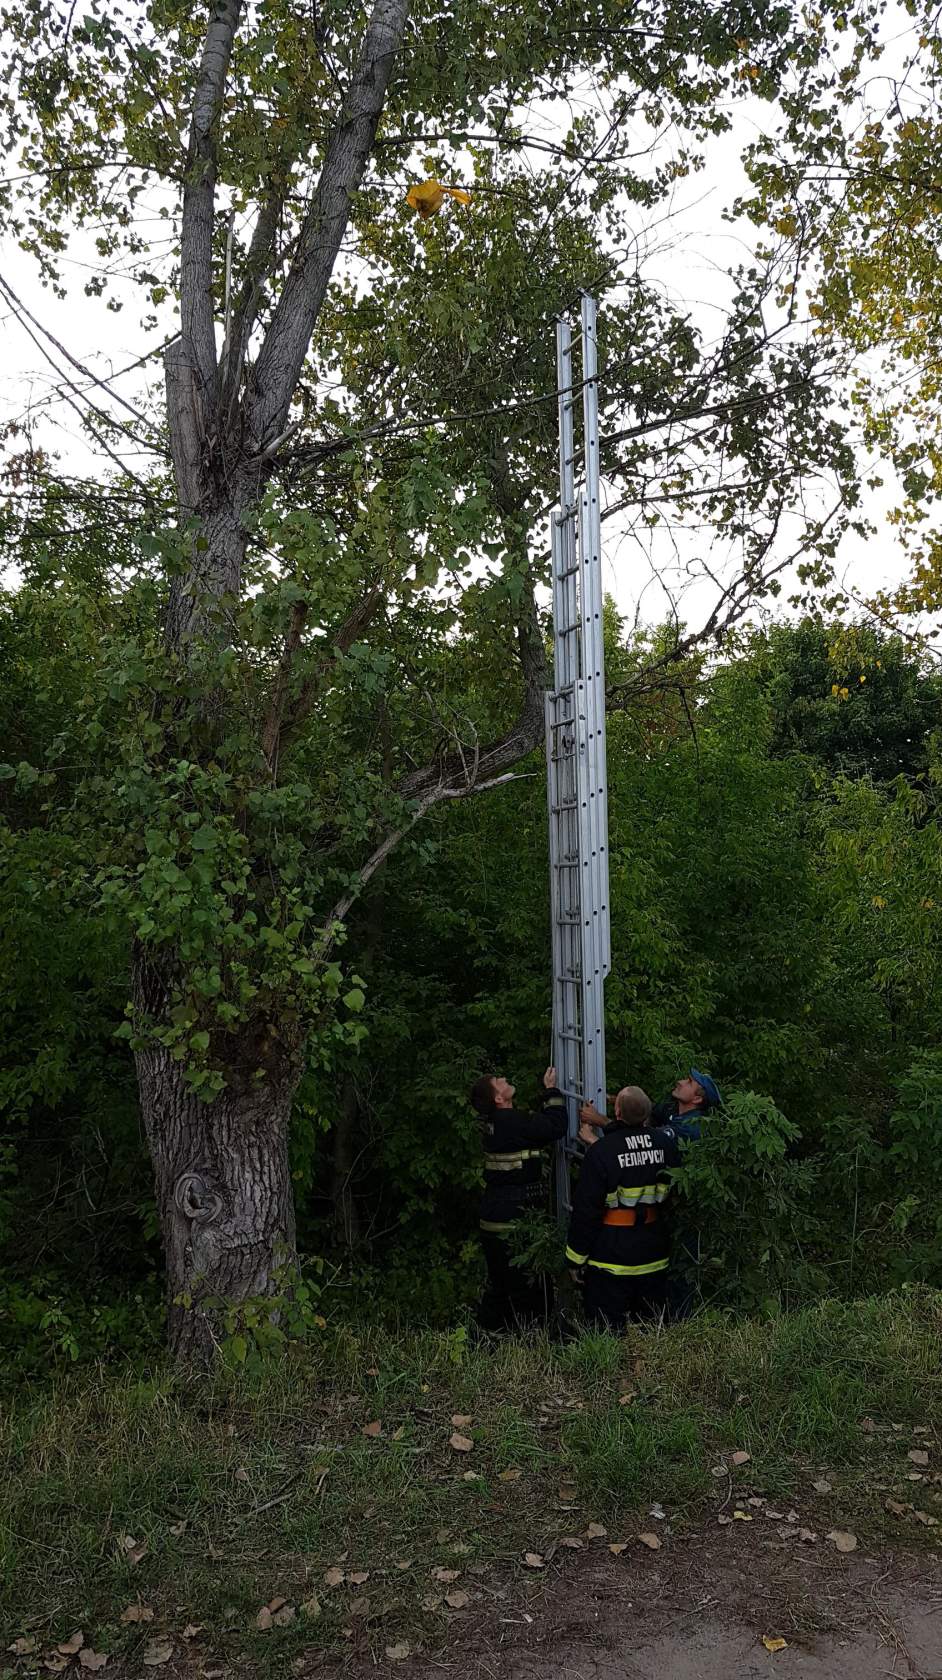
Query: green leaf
343,987,366,1013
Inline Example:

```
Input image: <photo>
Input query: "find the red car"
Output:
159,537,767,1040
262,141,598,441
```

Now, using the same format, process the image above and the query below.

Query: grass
1,1290,941,1672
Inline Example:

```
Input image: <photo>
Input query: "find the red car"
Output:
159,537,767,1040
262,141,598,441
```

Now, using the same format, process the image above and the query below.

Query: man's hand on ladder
543,1066,558,1089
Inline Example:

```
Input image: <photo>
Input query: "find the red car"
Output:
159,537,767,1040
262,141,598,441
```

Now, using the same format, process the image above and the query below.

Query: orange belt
602,1207,659,1227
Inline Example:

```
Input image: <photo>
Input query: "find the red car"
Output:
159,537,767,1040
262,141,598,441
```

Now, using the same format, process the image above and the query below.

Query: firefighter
566,1085,681,1331
470,1065,567,1332
650,1068,723,1137
649,1067,722,1317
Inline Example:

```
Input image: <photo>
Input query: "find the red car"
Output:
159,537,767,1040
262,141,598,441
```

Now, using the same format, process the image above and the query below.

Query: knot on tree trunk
174,1170,223,1226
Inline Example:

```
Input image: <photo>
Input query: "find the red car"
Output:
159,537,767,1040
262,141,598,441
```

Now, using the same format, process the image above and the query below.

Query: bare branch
179,0,243,393
247,0,411,451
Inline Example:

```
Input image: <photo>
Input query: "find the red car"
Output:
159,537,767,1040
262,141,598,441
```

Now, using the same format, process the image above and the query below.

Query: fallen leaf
8,1638,38,1656
451,1414,472,1427
405,179,472,218
391,1426,405,1441
777,1525,800,1539
558,1482,578,1503
762,1637,788,1654
461,1470,480,1482
395,1560,413,1571
649,1503,666,1520
886,1498,909,1516
445,1590,470,1609
323,1568,345,1588
813,1480,832,1494
766,1510,786,1521
365,1365,379,1377
141,1641,173,1668
385,1643,410,1661
168,1521,187,1537
718,1515,732,1526
362,1420,382,1438
608,1542,630,1555
449,1433,473,1453
57,1635,85,1657
43,1656,69,1674
827,1530,858,1553
798,1528,818,1543
348,1572,370,1586
499,1469,522,1483
450,1543,471,1556
117,1534,148,1567
234,1466,250,1483
907,1471,926,1481
618,1392,636,1406
523,1552,545,1568
78,1652,108,1671
747,1497,766,1508
913,1510,939,1527
300,1597,321,1619
431,1568,460,1583
733,1511,753,1522
559,1537,584,1549
181,1625,203,1640
120,1604,155,1625
348,1598,370,1617
909,1450,930,1466
730,1450,751,1467
859,1417,877,1434
638,1533,661,1550
585,1522,607,1539
710,1464,728,1479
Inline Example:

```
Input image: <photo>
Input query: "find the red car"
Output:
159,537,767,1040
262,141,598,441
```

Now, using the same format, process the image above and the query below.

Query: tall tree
0,0,876,1359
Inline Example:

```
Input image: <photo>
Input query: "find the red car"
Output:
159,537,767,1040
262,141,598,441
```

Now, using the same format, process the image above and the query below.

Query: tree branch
264,581,386,774
219,188,285,421
179,0,243,395
246,0,411,452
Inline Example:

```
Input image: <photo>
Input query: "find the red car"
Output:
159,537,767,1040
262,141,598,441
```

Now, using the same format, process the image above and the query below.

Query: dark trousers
583,1265,670,1333
477,1230,554,1333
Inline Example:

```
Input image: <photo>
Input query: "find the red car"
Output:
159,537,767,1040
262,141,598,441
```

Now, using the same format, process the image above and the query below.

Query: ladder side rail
556,319,577,513
580,293,611,979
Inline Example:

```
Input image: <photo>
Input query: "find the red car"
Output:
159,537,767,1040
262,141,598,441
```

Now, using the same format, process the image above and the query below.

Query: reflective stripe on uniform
586,1257,670,1277
480,1219,515,1234
565,1245,589,1265
484,1149,543,1171
612,1182,672,1208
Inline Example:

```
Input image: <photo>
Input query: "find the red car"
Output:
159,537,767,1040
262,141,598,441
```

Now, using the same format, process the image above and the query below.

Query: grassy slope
2,1291,941,1671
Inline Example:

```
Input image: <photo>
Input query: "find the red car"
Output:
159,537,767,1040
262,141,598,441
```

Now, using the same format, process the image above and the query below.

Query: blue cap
690,1068,722,1109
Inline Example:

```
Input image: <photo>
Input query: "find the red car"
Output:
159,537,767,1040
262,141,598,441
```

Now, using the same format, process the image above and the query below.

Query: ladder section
546,295,611,1221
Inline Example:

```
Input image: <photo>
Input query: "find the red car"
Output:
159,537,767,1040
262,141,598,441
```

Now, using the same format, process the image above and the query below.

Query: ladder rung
556,563,580,580
551,801,578,812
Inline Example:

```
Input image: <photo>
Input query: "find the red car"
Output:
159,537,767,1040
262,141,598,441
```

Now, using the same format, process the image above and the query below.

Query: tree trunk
133,956,299,1362
331,1075,363,1251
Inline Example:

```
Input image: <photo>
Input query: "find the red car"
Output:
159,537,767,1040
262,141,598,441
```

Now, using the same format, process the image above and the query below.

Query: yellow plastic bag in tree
406,179,471,218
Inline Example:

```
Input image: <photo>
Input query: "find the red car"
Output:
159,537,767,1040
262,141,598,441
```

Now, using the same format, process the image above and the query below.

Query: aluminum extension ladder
545,294,611,1222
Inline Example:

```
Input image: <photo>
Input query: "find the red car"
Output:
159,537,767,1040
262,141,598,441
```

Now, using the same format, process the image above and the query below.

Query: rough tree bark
133,957,300,1359
144,0,413,1361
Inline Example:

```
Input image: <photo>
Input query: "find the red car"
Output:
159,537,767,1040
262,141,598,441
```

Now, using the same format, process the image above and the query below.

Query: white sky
0,19,920,638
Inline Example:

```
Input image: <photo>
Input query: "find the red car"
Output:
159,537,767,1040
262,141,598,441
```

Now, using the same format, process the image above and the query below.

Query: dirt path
385,1533,942,1680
